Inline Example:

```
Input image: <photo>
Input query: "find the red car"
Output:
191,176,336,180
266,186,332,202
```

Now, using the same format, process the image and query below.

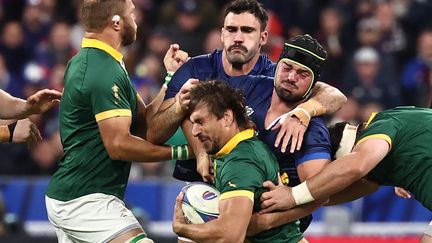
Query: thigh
52,225,78,243
46,193,143,243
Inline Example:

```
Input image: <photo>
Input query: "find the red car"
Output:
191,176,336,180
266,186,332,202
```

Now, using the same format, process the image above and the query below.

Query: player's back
361,106,432,210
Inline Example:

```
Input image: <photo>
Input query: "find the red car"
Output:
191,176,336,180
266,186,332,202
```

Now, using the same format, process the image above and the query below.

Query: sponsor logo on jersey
245,106,254,116
112,84,120,104
228,181,237,188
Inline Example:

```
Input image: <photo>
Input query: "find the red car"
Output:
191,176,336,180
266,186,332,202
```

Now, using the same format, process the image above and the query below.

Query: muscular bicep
98,116,131,156
351,138,390,175
218,196,253,242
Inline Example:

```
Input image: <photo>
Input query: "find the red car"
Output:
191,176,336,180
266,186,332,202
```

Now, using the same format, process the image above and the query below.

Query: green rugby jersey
358,107,432,210
214,129,303,243
46,38,139,201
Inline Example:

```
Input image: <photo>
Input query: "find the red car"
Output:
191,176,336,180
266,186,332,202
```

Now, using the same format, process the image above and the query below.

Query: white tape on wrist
292,181,315,206
292,107,311,120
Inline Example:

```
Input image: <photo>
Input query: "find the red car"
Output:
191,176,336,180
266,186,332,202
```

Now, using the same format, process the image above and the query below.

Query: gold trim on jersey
220,190,254,202
215,128,254,158
81,38,123,62
95,109,131,122
365,112,378,128
357,134,392,150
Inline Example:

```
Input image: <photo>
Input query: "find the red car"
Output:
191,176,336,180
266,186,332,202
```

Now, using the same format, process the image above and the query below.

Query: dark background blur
0,0,431,241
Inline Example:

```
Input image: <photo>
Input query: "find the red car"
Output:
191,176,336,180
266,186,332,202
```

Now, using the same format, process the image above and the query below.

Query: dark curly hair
188,81,255,130
223,0,268,31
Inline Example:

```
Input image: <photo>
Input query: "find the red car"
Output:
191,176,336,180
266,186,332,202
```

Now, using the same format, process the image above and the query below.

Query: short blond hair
82,0,126,32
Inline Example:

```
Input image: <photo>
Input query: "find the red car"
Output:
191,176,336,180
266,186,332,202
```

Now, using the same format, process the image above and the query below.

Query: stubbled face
121,0,138,46
190,104,225,155
221,12,267,67
274,59,313,102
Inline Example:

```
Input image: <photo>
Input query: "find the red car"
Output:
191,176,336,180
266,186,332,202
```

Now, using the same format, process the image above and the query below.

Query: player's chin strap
335,123,358,159
126,233,154,243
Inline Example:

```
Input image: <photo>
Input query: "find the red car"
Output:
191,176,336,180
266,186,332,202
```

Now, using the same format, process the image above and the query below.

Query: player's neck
269,90,303,115
84,30,122,52
265,92,304,128
221,51,260,76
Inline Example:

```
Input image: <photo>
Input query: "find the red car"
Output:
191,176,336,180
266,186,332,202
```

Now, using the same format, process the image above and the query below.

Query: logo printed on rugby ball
202,191,217,200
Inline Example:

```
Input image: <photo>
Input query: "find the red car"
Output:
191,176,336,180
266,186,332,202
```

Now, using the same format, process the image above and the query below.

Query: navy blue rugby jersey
228,75,332,187
165,49,276,99
166,50,275,182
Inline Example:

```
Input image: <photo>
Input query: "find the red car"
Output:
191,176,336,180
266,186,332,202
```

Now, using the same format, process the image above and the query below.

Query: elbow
105,137,126,161
337,92,347,107
344,165,367,180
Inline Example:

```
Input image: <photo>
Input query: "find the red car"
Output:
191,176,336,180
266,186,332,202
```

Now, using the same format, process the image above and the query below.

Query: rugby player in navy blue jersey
230,35,332,237
150,0,344,183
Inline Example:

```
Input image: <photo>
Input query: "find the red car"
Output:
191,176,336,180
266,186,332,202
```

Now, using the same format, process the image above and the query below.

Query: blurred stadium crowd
1,0,432,188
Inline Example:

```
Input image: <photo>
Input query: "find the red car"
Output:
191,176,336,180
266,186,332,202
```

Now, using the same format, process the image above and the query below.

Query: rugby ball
181,182,220,224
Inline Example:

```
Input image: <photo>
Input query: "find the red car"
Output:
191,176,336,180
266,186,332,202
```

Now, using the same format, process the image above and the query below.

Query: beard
274,83,305,103
199,135,221,155
226,44,255,68
121,21,136,46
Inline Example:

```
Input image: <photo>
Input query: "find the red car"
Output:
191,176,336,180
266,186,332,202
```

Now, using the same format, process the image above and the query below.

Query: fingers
40,89,62,100
277,127,292,153
262,181,276,191
289,129,299,153
296,127,305,151
166,44,179,58
171,44,180,53
175,50,189,63
259,203,278,214
176,192,184,207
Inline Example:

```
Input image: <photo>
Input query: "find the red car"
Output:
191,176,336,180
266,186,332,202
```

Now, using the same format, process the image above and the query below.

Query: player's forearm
146,98,185,144
0,90,28,119
326,179,379,206
310,82,346,114
106,133,172,162
182,119,206,158
145,86,167,125
265,199,325,231
307,153,366,201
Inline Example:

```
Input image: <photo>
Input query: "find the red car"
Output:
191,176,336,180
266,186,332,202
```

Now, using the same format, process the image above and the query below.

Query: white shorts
425,221,432,237
46,193,142,243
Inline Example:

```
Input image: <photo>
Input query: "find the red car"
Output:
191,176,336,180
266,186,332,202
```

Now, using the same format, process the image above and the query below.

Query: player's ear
260,30,268,46
224,109,234,127
112,15,121,31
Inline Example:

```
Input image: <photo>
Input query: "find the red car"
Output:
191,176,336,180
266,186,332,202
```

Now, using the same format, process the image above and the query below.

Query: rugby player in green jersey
173,81,307,243
260,106,432,243
45,0,192,242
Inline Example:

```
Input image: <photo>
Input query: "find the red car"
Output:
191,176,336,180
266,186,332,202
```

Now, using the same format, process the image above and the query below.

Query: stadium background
0,0,432,242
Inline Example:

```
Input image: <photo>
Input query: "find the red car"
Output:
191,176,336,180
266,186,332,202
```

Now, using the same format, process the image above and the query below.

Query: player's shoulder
228,137,270,161
188,50,220,68
257,54,277,74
